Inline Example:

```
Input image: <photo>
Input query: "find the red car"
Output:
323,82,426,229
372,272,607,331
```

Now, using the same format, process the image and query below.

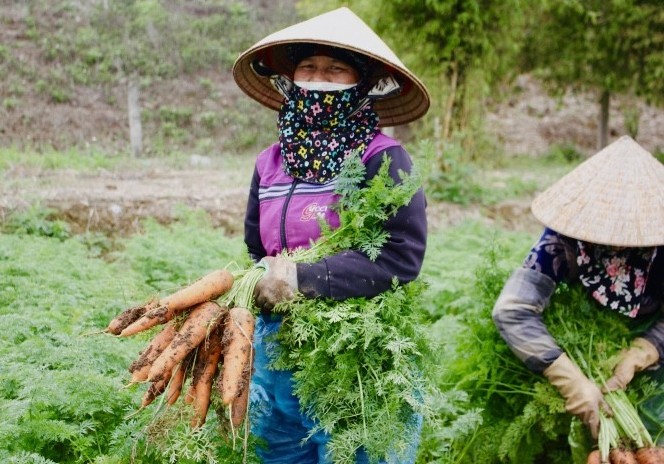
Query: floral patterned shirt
524,228,662,317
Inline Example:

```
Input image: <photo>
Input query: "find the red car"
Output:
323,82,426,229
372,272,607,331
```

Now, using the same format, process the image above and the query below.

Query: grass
0,145,258,172
0,145,123,171
416,138,578,207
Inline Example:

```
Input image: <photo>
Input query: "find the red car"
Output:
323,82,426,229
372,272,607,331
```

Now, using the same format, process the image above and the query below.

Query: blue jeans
249,316,422,464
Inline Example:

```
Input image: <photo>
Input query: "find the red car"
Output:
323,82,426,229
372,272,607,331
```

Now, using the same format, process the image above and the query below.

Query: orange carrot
165,351,197,406
165,364,186,405
220,307,255,405
190,325,224,428
230,382,250,428
106,299,157,335
119,269,233,337
610,448,638,464
636,447,664,464
128,321,177,383
147,301,226,383
141,367,172,408
587,449,601,464
184,346,205,405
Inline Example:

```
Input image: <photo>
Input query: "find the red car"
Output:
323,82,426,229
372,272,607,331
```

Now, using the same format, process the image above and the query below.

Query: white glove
543,353,612,439
603,338,659,392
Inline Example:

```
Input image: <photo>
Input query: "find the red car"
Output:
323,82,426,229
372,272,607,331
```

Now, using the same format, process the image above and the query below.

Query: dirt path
1,161,540,238
1,164,250,236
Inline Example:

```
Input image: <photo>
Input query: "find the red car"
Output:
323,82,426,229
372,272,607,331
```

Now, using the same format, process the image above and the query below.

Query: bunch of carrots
105,267,261,432
582,373,664,464
547,306,664,464
585,388,664,464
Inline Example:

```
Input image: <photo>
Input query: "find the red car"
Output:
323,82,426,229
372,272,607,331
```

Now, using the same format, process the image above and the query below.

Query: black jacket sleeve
244,167,266,263
296,145,427,300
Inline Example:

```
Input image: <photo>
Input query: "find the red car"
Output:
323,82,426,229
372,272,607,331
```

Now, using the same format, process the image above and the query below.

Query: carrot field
4,137,664,463
2,0,664,461
0,186,540,463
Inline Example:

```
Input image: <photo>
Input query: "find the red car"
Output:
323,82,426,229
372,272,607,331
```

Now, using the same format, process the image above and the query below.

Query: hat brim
531,136,664,247
232,8,430,127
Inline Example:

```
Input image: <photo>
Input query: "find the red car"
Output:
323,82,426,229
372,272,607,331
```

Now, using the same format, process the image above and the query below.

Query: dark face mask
277,82,379,184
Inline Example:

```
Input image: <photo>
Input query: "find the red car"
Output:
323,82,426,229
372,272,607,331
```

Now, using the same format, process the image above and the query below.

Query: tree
521,0,664,149
299,0,525,161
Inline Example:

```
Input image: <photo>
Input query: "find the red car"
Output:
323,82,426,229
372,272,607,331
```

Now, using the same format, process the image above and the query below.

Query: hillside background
1,0,663,159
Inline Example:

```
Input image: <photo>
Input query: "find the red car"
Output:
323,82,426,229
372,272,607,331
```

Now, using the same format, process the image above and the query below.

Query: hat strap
250,59,294,98
367,75,402,99
270,74,293,99
347,75,401,119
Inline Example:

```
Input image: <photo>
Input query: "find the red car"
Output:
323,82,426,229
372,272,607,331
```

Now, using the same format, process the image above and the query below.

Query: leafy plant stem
604,390,653,449
598,412,619,463
357,368,368,443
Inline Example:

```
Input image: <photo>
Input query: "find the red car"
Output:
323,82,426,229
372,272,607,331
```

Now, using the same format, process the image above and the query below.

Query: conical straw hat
531,135,664,247
232,7,430,127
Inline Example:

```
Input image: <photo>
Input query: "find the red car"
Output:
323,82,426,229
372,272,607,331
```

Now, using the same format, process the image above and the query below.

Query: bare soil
0,162,251,236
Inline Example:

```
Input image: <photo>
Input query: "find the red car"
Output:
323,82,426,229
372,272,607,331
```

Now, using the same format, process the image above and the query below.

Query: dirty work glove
543,353,611,439
254,256,297,310
603,337,659,392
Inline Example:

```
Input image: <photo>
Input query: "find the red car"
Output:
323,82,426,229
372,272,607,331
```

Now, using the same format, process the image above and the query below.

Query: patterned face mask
278,82,379,184
577,242,658,317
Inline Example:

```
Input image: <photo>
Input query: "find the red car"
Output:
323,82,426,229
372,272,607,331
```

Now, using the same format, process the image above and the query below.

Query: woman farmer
492,135,664,442
232,7,430,464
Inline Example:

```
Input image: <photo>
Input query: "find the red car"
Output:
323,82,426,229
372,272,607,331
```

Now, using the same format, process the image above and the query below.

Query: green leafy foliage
1,204,71,240
425,140,484,205
420,240,572,463
425,237,663,463
0,232,146,462
522,0,664,105
0,209,254,463
273,279,435,464
118,209,251,293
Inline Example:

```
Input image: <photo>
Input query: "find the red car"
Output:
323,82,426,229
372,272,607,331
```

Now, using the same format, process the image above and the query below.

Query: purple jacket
244,132,427,300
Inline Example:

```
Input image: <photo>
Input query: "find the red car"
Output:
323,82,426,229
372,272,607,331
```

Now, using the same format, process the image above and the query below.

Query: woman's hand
543,353,612,439
254,256,298,310
603,337,659,392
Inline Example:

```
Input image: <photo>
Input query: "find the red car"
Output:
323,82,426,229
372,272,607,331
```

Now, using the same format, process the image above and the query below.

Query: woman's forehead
297,55,352,65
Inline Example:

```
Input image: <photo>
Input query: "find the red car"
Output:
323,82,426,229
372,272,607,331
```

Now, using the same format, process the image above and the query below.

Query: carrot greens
427,246,662,464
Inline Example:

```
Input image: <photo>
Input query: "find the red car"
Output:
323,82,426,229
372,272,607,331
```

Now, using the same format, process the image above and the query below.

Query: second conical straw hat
531,135,664,247
232,7,430,127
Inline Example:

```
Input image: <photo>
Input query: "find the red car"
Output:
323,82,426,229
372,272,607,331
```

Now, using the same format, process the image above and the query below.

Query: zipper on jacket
280,180,298,250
